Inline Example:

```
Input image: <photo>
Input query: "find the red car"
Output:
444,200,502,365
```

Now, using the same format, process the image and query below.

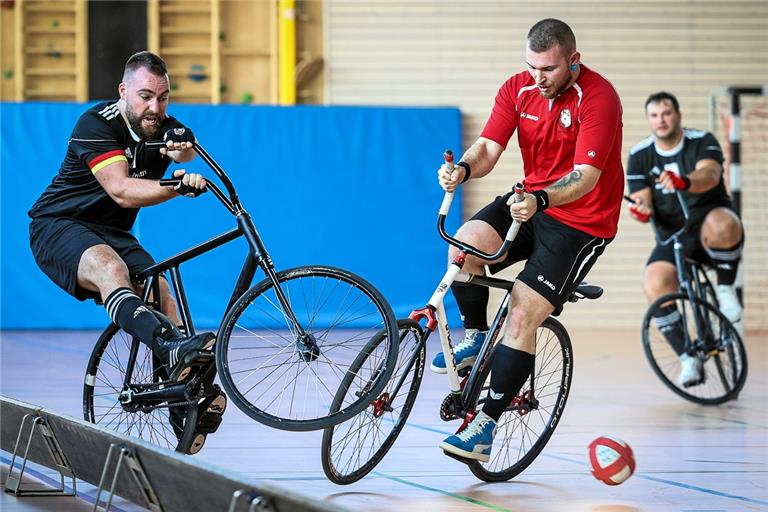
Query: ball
587,436,635,485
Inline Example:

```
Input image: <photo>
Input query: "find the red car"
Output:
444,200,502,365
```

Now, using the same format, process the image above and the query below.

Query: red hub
510,389,533,416
371,392,391,418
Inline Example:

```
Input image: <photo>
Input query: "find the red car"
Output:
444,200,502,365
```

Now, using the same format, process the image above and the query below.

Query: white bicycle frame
410,152,525,396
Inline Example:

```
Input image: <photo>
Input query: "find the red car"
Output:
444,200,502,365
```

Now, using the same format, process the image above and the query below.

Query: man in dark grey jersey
626,91,744,387
29,51,218,452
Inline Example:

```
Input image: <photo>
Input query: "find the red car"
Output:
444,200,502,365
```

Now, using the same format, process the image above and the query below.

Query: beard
125,101,161,140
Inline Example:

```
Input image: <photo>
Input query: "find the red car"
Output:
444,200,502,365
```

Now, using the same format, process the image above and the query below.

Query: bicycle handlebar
623,189,691,247
145,140,241,216
437,150,525,261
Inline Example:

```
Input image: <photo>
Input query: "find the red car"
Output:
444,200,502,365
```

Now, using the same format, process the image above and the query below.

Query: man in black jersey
626,91,744,387
29,52,218,450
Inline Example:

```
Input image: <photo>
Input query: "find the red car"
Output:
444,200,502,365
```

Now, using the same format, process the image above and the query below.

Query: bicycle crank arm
120,382,188,404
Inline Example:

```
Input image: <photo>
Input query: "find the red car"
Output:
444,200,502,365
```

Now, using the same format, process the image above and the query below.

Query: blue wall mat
1,103,463,329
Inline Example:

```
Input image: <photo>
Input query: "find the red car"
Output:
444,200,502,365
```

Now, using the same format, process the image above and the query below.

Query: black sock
706,240,742,286
104,287,164,350
451,282,489,331
653,304,686,356
481,344,535,421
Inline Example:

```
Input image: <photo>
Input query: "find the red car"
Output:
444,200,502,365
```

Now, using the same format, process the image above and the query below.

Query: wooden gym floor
1,327,766,511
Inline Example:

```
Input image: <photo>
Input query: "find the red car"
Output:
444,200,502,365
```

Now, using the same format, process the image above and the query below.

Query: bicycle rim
467,317,573,482
83,324,197,452
642,293,747,405
322,319,426,484
216,265,398,431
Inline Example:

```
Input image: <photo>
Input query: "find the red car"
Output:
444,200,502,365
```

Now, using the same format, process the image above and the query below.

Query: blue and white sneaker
439,411,496,462
430,329,486,374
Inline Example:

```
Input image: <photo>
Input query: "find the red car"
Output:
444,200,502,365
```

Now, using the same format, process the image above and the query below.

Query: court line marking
369,471,515,512
1,454,130,512
401,421,768,507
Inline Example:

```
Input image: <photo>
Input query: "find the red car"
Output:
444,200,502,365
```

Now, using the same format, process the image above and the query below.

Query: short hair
123,51,168,82
527,18,576,55
645,91,680,113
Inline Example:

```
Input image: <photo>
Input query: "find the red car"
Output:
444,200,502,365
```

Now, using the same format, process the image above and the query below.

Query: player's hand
628,198,652,223
437,163,466,193
172,169,207,198
659,170,690,191
508,193,537,222
161,126,195,154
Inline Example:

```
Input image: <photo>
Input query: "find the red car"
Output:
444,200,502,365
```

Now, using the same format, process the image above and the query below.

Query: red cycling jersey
480,64,624,238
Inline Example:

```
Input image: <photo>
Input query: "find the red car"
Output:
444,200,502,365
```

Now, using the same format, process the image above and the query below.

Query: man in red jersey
435,18,624,462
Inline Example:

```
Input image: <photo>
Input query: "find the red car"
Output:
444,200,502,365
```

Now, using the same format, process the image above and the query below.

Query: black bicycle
636,193,747,405
321,161,602,484
82,141,398,453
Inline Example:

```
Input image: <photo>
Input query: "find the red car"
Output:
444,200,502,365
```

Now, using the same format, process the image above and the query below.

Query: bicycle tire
465,317,573,482
642,292,747,405
321,319,426,484
216,265,398,431
83,323,198,453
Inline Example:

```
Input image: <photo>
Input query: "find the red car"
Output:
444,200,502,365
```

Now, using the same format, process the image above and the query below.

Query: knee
100,258,131,283
702,210,742,247
643,265,677,300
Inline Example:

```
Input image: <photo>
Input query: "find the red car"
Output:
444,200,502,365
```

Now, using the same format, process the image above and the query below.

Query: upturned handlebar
146,140,241,216
437,150,525,261
624,188,691,246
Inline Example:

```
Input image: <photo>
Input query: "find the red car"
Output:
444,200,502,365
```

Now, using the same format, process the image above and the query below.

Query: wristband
457,161,471,183
681,175,692,190
531,189,550,211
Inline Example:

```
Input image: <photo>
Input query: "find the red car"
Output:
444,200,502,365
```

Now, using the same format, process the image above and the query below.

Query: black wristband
457,161,471,183
531,189,550,211
681,175,692,190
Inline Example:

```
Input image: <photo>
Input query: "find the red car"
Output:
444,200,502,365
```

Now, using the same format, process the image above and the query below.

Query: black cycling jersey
28,101,184,230
626,128,731,238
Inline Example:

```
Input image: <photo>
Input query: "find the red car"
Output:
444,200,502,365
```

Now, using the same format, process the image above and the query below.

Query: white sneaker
716,284,743,337
677,353,701,387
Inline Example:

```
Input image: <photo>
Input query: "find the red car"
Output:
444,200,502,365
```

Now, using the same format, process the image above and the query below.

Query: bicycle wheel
83,324,198,453
216,265,398,431
465,317,573,482
321,319,426,484
642,292,747,405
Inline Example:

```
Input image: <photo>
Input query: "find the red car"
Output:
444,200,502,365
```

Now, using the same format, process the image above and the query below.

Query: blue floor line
402,420,768,506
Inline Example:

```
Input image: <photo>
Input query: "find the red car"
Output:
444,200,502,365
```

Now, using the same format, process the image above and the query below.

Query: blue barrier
1,103,462,329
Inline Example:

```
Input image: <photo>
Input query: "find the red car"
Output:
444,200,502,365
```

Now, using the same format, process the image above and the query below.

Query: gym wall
324,1,768,331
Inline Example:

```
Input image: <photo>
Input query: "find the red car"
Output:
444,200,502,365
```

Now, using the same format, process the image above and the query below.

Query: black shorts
29,216,155,301
470,193,612,313
647,205,743,267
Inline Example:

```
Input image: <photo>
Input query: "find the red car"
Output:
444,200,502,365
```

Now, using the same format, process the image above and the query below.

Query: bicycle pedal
182,350,215,366
442,449,472,465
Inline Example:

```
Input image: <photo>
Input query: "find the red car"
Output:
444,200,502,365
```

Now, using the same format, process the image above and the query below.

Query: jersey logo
521,112,539,121
587,150,596,158
559,108,572,128
124,147,133,160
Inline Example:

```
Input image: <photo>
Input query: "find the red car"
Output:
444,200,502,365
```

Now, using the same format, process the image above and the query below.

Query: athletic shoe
716,284,743,337
439,411,496,462
155,332,216,382
677,353,701,387
430,329,486,374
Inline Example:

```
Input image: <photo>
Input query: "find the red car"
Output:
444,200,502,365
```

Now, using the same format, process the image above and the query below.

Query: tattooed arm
508,164,601,222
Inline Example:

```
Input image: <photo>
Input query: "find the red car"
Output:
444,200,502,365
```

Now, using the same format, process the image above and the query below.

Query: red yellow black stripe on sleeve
88,149,128,174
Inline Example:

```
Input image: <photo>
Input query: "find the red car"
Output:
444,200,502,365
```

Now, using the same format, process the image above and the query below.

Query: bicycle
82,140,398,454
321,153,603,484
633,192,747,405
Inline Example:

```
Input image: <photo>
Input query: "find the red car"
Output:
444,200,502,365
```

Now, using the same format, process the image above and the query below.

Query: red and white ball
587,436,635,485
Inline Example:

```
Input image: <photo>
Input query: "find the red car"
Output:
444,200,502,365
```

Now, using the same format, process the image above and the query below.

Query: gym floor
1,327,766,511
